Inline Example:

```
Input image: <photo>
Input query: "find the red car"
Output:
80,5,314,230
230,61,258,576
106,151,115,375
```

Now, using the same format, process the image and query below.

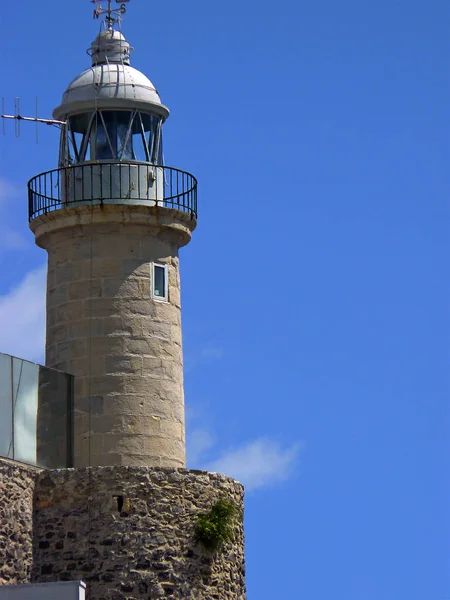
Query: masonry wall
31,206,195,469
0,459,37,585
32,467,246,600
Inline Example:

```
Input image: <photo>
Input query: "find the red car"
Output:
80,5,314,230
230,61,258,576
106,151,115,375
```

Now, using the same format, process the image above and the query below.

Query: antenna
92,0,131,28
1,97,66,141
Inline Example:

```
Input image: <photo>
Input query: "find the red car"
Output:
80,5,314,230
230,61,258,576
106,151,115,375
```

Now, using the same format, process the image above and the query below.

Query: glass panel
69,112,94,134
67,111,162,163
0,353,12,458
131,113,149,162
95,112,114,160
68,113,94,163
36,366,72,469
117,113,133,160
72,132,83,160
0,352,73,468
94,111,134,160
13,358,39,465
142,114,163,164
153,265,166,298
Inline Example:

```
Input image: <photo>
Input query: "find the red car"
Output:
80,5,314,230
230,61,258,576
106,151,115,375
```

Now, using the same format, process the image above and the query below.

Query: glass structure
61,110,163,165
0,352,73,468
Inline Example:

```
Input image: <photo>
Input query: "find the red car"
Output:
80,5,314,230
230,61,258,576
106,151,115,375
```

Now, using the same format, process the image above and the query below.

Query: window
152,263,168,301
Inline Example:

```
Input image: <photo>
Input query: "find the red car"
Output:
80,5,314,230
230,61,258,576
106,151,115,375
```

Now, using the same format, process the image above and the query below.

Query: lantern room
53,28,169,168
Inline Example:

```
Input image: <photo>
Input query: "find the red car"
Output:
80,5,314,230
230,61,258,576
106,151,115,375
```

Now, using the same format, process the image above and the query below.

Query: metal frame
151,263,168,302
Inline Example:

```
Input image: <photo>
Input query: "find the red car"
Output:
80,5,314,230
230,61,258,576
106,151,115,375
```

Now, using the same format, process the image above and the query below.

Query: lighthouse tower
29,20,196,469
9,8,246,600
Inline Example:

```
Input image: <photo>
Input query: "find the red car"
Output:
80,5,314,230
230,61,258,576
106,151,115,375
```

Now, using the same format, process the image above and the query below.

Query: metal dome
53,29,169,121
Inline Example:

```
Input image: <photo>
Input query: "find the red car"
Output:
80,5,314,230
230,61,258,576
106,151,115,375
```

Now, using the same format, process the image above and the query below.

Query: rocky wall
32,466,246,599
0,459,37,585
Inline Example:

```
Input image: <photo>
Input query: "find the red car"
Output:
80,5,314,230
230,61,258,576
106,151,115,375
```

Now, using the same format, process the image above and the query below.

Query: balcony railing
28,162,197,221
0,352,73,469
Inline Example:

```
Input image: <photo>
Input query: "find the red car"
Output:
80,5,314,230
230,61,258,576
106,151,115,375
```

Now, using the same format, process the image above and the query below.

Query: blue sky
1,0,448,598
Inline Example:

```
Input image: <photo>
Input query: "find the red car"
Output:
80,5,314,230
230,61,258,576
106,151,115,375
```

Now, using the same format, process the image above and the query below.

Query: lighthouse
0,5,246,598
29,19,196,469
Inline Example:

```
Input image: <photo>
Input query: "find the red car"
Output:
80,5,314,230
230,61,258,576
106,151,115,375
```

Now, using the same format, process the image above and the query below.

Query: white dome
53,30,169,121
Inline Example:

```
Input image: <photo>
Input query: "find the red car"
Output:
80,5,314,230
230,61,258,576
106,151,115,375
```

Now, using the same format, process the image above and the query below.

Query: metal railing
28,162,197,221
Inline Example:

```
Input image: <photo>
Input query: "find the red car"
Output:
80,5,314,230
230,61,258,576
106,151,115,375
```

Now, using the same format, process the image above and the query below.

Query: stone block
55,339,88,361
124,414,162,435
47,324,68,345
120,299,156,317
89,414,123,434
122,374,179,398
66,356,90,377
56,301,84,324
91,258,123,278
86,298,119,319
73,376,88,397
69,279,102,301
88,453,123,466
47,284,69,307
102,434,147,455
105,354,142,375
159,420,184,440
102,277,149,300
122,257,150,277
89,374,124,396
101,315,127,336
68,318,103,340
90,335,124,356
152,302,181,326
55,264,74,285
75,396,104,415
142,357,180,381
94,233,142,257
46,307,57,328
72,260,92,281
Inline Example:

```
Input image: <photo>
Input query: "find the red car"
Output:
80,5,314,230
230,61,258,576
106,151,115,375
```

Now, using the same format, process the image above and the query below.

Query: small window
152,263,168,301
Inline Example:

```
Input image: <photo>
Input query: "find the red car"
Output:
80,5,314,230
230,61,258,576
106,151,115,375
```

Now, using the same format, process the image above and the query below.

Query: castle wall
32,466,246,599
0,459,38,585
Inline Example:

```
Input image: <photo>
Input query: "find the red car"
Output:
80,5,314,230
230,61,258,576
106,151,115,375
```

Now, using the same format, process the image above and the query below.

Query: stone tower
0,7,246,600
29,25,194,470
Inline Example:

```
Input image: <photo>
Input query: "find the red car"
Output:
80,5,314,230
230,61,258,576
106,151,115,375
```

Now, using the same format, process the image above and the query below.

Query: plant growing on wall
196,497,236,551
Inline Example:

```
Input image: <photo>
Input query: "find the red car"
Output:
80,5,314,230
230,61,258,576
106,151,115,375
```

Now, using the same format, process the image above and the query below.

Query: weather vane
92,0,131,28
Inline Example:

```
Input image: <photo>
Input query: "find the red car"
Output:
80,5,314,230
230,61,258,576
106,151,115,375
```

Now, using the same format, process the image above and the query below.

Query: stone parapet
32,466,246,599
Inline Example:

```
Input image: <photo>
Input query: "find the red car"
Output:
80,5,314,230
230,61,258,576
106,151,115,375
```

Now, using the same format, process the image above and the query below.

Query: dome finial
91,0,130,29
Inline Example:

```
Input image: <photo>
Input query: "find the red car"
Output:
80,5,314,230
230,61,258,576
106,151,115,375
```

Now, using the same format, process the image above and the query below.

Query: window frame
151,263,168,302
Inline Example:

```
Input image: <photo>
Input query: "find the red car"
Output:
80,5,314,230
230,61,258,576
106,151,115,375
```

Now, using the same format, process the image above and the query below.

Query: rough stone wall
0,459,37,585
31,206,195,469
32,467,246,600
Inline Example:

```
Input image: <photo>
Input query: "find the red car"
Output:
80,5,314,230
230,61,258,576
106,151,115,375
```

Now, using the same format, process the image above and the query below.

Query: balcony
0,352,73,469
28,162,197,221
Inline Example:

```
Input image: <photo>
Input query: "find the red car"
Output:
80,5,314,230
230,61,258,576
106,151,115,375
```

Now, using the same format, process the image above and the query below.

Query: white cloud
205,438,301,492
184,342,224,373
200,343,223,360
0,178,17,198
0,178,29,251
186,398,300,491
0,265,46,363
186,428,216,464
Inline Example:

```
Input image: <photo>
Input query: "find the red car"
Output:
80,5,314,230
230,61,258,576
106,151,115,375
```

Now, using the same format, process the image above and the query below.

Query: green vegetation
196,497,236,551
